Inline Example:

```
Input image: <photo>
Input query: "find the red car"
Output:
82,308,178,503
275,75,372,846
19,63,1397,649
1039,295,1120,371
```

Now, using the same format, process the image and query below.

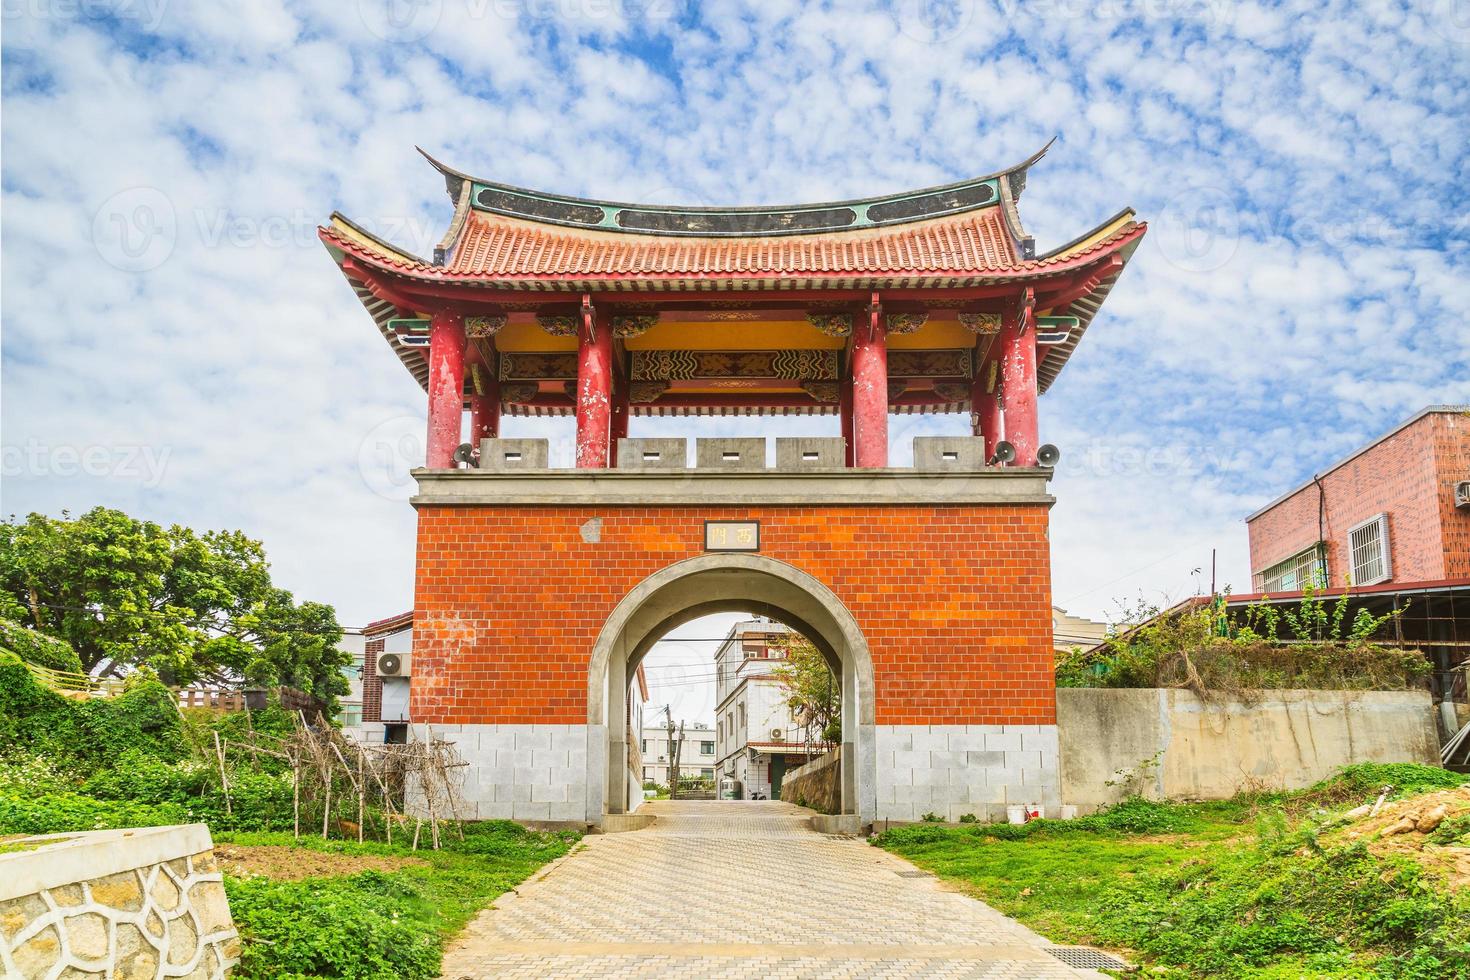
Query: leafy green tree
0,508,348,708
773,634,841,743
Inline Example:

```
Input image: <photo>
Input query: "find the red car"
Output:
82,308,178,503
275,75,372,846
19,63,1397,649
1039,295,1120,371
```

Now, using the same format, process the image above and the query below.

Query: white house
713,618,830,800
639,720,716,787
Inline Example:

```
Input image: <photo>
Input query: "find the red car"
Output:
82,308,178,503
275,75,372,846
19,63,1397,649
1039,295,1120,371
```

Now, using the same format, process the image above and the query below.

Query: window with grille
1257,545,1324,593
1348,514,1392,586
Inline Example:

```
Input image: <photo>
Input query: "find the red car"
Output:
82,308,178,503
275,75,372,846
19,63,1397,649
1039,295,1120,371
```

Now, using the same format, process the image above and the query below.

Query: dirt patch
1331,788,1470,891
213,844,427,882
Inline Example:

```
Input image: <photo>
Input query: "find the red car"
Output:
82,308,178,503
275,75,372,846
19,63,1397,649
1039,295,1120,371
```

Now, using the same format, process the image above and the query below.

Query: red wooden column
425,310,466,469
999,291,1039,467
850,297,889,468
575,298,614,468
467,350,500,447
609,386,630,468
838,364,855,467
972,352,1003,462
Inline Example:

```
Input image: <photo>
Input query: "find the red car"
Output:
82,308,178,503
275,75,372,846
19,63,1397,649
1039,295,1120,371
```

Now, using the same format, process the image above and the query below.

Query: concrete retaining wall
782,748,841,814
0,824,239,978
1058,688,1440,810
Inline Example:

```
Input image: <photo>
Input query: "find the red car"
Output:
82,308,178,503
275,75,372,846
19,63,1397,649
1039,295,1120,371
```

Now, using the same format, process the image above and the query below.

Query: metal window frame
1347,513,1392,586
1255,543,1325,593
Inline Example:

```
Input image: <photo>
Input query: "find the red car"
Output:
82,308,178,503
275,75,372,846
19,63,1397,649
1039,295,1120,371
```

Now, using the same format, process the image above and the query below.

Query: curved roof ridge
414,139,1056,238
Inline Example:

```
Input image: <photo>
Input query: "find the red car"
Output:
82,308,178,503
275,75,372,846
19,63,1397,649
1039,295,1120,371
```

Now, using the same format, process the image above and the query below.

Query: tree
772,634,841,743
0,507,348,709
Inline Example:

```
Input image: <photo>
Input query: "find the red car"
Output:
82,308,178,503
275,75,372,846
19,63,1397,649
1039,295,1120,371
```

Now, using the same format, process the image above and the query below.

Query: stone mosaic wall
0,827,239,979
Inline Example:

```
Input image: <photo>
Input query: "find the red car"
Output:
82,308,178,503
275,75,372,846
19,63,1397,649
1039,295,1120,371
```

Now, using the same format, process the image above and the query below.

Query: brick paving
439,801,1108,979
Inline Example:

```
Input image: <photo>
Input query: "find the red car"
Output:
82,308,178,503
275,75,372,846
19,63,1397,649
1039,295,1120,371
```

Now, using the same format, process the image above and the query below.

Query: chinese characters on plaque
704,520,760,552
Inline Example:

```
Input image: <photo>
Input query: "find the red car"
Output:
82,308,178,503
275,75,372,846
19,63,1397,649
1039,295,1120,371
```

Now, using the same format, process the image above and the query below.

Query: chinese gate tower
321,142,1145,830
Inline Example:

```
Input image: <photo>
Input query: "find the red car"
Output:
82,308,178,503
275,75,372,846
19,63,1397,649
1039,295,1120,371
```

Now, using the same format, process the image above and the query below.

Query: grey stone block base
875,724,1060,823
409,723,590,824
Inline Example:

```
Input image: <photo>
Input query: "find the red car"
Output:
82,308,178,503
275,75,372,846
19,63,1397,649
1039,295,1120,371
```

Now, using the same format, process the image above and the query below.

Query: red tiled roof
321,208,1144,287
447,208,1022,277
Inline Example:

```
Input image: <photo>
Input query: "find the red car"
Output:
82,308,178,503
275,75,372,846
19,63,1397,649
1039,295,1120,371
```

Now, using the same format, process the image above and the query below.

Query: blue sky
3,1,1467,718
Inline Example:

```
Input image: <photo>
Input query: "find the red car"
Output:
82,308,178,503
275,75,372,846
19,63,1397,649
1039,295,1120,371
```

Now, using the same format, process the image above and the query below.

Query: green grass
874,767,1470,979
216,824,580,980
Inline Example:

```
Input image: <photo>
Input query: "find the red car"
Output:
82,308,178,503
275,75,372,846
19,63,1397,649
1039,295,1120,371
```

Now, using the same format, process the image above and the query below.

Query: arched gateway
321,142,1144,829
587,554,877,824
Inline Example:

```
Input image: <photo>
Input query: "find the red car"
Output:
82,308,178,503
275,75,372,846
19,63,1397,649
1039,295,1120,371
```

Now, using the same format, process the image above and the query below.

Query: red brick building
1246,406,1470,592
321,144,1144,827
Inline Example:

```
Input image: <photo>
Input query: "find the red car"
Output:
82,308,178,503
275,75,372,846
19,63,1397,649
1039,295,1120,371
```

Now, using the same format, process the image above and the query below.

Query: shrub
0,619,84,673
225,872,442,980
1057,588,1430,694
0,652,187,768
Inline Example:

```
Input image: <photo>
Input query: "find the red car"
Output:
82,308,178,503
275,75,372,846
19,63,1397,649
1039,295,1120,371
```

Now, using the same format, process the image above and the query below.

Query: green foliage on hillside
0,618,83,672
0,507,348,710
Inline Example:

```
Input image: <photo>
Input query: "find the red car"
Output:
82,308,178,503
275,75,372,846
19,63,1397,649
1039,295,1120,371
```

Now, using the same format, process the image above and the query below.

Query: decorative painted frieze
888,348,974,379
499,352,578,381
631,349,838,382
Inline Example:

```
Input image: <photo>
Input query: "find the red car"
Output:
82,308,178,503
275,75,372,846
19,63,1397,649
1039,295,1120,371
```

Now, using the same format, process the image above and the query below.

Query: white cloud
2,0,1467,641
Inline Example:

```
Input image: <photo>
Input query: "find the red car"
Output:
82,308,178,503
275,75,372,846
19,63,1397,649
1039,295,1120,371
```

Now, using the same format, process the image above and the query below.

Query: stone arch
585,553,876,827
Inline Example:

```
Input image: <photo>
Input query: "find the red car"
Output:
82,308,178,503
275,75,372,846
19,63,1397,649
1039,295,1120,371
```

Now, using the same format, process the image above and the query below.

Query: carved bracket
885,312,928,335
613,313,659,339
464,315,507,338
806,312,852,338
800,381,840,403
535,313,579,337
629,381,670,404
959,312,1002,335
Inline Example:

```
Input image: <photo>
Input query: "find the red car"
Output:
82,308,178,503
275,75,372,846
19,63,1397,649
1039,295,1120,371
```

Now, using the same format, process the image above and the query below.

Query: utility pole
671,720,686,800
658,705,677,800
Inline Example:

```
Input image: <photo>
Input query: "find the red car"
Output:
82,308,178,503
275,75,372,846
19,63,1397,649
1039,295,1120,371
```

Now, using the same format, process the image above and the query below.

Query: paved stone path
440,801,1108,979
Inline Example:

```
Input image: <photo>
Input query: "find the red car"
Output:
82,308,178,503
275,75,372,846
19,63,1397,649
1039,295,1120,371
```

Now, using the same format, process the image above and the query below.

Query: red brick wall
1247,411,1470,586
1432,413,1470,579
411,504,1054,727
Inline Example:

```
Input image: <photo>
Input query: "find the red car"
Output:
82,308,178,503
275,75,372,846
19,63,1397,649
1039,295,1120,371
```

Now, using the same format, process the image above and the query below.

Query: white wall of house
639,722,716,786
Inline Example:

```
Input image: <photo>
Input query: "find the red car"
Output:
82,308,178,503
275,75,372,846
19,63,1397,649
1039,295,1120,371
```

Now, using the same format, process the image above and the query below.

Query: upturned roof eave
318,214,1144,288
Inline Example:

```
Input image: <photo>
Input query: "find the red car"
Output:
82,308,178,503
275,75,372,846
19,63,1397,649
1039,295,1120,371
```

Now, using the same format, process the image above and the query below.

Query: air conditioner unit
1456,481,1470,510
377,652,412,677
771,728,785,741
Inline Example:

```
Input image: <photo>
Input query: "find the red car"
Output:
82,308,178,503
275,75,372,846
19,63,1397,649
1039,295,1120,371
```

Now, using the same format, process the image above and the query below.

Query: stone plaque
705,520,760,552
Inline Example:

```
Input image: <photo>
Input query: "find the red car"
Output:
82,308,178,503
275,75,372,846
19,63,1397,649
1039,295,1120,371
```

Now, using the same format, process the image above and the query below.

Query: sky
3,1,1467,723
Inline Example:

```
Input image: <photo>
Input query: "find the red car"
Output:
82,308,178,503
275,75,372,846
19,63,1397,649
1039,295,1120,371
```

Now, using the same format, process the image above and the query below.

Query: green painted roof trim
466,176,1004,238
